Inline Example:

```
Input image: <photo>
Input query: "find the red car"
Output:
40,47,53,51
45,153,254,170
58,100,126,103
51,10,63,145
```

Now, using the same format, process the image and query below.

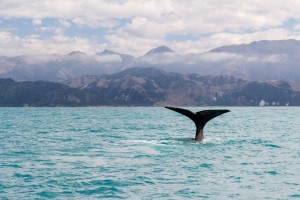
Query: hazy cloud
199,52,240,63
93,54,122,63
23,54,61,65
246,54,287,63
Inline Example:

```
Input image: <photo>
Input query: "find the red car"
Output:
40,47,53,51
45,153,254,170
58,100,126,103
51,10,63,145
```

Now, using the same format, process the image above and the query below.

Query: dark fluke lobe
165,107,230,141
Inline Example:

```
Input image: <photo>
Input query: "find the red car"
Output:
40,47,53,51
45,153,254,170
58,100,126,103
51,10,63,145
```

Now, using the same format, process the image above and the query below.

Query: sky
1,0,300,56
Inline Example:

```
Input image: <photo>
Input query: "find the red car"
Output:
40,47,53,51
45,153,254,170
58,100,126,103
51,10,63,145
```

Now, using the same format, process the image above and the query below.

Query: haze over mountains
1,39,300,85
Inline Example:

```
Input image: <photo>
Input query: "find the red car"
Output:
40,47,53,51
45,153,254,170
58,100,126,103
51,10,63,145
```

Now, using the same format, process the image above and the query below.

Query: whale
165,107,230,141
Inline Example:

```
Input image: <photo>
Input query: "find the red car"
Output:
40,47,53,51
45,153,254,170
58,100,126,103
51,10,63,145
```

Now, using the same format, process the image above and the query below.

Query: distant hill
1,68,300,107
2,39,300,84
63,67,300,106
0,78,96,106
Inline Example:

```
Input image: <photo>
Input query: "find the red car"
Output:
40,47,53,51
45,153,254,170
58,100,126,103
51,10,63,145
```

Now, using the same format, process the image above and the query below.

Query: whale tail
165,107,230,141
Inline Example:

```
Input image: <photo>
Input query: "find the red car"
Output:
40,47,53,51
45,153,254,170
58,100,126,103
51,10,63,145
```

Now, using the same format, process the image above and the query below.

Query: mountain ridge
1,39,300,84
1,67,300,106
63,67,300,106
209,39,300,55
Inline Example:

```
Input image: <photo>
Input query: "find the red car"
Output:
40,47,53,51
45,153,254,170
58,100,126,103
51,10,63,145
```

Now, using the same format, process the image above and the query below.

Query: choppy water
0,107,299,199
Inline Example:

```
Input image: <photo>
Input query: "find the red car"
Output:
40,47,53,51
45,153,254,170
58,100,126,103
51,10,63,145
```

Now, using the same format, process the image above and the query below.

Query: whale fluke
165,107,230,141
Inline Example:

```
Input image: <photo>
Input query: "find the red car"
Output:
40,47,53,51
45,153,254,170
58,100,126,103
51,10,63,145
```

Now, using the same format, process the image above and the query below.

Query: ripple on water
265,170,278,175
199,163,214,169
289,194,300,198
264,143,283,148
76,182,127,198
38,191,57,198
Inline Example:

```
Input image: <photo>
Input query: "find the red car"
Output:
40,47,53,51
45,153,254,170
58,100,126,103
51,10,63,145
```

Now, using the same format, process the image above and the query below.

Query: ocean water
0,107,299,199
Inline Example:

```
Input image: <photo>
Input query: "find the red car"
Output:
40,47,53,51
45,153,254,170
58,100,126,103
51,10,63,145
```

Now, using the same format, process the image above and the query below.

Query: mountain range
1,67,299,106
1,39,300,85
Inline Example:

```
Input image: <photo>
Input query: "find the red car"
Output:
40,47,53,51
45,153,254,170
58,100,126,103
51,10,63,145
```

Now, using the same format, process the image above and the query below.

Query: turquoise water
0,107,299,199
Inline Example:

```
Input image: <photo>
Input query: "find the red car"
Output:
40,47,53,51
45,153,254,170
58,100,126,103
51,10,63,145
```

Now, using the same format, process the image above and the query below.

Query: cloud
2,1,299,32
246,54,287,63
1,0,300,56
57,19,71,28
139,52,182,64
0,31,102,56
23,54,61,65
104,33,167,56
0,31,21,55
198,52,240,63
93,54,122,63
32,19,42,25
72,17,118,29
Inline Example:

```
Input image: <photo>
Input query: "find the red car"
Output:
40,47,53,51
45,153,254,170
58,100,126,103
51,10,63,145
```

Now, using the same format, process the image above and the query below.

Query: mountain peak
209,39,300,55
95,49,135,63
144,46,175,56
67,51,87,56
96,49,119,56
